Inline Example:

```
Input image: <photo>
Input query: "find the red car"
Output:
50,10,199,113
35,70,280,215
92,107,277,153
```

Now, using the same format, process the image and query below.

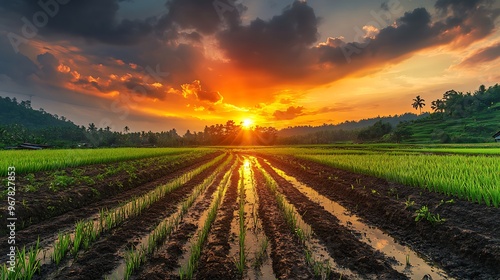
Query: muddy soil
0,152,222,263
257,157,406,279
252,164,314,280
195,161,241,280
260,153,500,280
132,158,235,280
0,151,220,234
33,154,228,280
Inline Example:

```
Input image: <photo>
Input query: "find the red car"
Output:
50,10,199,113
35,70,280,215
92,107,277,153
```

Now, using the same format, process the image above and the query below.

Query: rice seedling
300,153,500,207
0,148,213,176
0,238,42,280
252,238,268,268
52,232,71,265
178,161,234,279
236,167,246,275
124,155,235,279
31,153,227,272
256,162,333,279
414,206,445,224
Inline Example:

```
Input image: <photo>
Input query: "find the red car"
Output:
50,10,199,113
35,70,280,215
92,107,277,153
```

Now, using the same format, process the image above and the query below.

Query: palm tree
431,99,445,113
412,95,426,114
124,126,130,133
88,123,96,132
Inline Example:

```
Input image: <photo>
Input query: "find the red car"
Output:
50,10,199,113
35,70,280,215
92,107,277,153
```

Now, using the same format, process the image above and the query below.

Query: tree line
1,83,499,147
0,97,277,147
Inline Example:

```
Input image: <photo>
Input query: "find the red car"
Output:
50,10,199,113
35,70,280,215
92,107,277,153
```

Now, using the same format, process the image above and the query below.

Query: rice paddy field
0,144,499,279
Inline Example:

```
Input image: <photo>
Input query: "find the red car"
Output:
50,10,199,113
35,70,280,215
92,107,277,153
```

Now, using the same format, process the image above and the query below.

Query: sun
242,118,253,129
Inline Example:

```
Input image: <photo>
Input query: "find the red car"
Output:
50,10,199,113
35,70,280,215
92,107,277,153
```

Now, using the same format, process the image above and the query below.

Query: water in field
266,161,451,280
234,157,274,279
254,158,356,279
176,167,233,273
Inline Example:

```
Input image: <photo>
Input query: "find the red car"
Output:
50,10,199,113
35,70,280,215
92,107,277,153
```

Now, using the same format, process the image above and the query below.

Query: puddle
176,164,234,274
239,157,274,280
254,158,356,279
265,160,451,280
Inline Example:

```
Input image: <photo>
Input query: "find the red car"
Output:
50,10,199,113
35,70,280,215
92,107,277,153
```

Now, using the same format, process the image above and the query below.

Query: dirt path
260,153,500,280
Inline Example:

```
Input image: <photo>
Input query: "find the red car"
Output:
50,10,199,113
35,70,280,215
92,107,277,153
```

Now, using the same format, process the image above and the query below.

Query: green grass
300,153,500,207
0,147,213,176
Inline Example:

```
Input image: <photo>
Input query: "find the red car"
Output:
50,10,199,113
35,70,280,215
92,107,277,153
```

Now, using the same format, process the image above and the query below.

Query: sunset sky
1,0,499,133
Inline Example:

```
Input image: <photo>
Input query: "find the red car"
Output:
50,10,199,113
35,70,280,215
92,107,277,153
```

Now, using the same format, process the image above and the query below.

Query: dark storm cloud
459,42,500,67
155,0,245,37
318,8,438,64
316,0,499,70
217,1,319,78
0,36,38,81
37,52,59,80
1,0,499,97
0,0,153,45
215,0,499,85
435,0,499,39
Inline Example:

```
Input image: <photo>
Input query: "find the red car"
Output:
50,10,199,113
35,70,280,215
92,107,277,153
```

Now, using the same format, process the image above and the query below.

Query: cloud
181,80,223,103
37,52,60,80
314,106,354,114
458,42,500,67
0,36,38,81
217,1,319,79
315,0,499,77
0,0,153,45
157,0,245,35
273,106,304,120
434,0,499,45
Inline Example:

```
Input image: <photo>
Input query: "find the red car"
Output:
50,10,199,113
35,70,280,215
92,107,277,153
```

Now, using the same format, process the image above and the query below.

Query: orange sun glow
242,118,253,129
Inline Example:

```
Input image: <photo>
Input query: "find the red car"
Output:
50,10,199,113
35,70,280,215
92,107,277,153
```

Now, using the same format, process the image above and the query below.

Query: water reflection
264,160,451,280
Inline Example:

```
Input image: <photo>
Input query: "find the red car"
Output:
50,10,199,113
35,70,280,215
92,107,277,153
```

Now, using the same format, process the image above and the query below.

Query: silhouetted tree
412,95,426,114
431,99,445,113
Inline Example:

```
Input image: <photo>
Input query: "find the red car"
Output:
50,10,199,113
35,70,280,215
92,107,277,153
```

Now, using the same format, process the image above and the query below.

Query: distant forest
1,83,499,148
0,97,277,147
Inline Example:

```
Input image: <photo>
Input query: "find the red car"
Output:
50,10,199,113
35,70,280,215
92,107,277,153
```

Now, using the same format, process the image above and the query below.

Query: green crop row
0,147,214,176
301,154,500,207
255,159,332,279
1,153,226,280
236,162,246,275
124,154,234,279
178,160,235,279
